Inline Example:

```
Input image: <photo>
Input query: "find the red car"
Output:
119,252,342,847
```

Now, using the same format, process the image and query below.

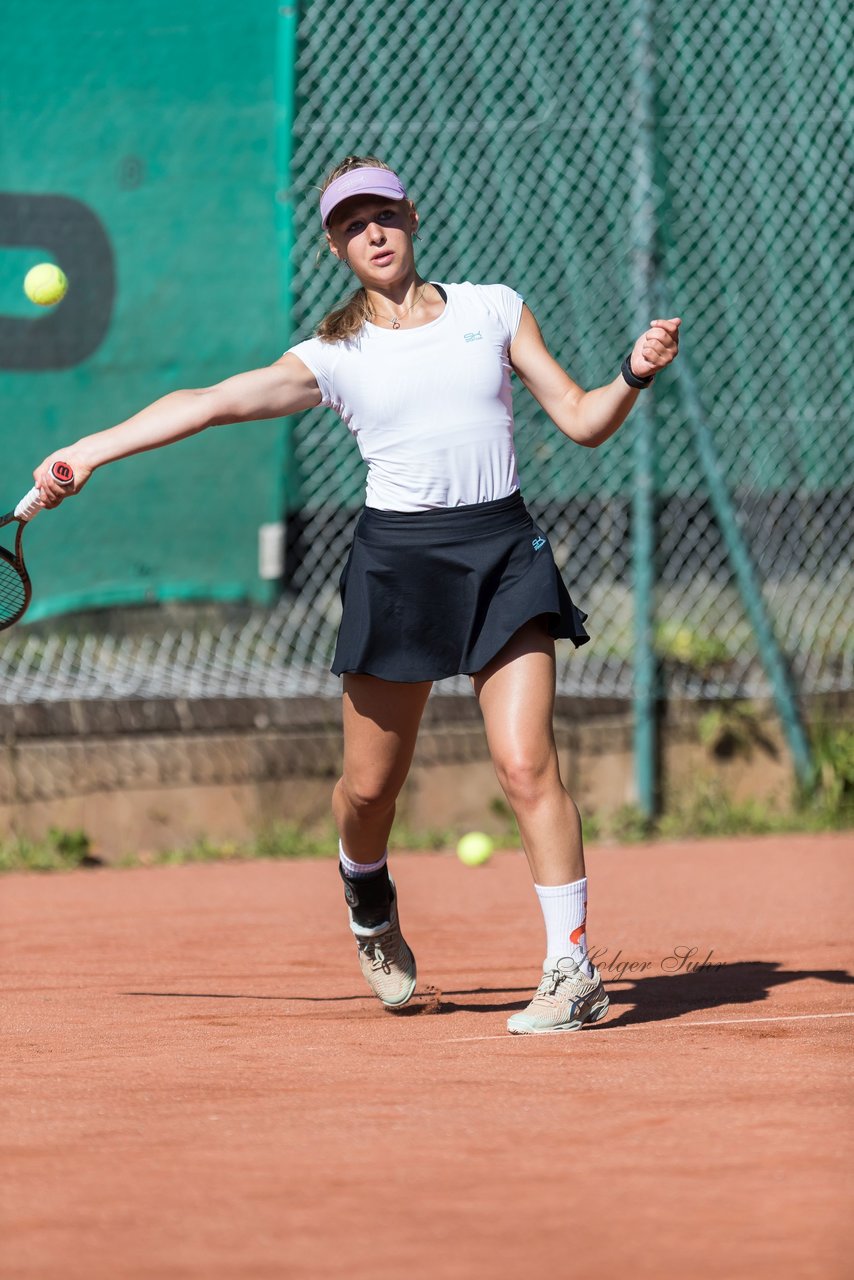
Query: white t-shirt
287,281,524,511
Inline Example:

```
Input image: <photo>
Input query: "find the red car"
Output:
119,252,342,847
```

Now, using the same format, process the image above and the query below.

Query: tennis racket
0,461,74,631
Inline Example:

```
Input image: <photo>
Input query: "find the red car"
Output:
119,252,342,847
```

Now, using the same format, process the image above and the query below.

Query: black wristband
621,354,654,389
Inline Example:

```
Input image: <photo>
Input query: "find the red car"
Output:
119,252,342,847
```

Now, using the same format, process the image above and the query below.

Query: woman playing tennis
34,156,680,1034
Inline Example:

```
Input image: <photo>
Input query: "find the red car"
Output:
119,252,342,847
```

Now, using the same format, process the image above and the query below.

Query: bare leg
332,673,428,1009
472,619,584,886
474,622,608,1035
332,674,433,863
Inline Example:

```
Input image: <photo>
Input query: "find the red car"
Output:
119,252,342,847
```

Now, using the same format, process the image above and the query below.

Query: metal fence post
276,3,301,526
630,0,658,818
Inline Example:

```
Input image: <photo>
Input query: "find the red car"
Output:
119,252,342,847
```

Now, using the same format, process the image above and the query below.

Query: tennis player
34,155,680,1034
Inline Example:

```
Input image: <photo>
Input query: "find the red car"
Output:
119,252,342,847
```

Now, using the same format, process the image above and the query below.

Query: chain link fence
285,0,853,704
1,0,851,708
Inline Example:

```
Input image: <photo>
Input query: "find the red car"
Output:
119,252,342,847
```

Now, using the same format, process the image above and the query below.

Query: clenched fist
629,317,681,380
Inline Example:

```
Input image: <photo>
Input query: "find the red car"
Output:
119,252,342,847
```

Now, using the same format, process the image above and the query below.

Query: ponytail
315,285,372,343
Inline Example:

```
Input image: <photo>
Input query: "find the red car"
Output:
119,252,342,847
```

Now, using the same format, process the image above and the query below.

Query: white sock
534,877,594,978
338,841,388,878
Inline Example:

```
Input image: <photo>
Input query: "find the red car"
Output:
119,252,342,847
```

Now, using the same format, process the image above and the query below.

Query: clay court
2,830,852,1279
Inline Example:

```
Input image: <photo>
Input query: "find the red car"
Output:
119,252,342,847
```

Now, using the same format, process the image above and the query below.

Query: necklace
372,283,428,329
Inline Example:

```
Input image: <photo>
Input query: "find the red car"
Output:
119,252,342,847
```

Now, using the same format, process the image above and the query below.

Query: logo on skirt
532,536,546,551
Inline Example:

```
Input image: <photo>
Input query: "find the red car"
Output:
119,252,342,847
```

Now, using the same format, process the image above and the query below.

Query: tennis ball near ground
456,831,494,866
24,263,68,306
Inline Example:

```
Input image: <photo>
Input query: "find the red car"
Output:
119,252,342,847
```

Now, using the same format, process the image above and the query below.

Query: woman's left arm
509,306,681,447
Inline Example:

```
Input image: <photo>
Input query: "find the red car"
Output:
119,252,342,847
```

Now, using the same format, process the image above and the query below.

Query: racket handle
14,461,75,523
14,487,45,521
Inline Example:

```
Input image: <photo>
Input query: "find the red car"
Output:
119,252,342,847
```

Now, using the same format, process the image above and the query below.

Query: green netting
283,0,853,700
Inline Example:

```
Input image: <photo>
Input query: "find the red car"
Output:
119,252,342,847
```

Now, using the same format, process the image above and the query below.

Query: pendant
392,319,400,329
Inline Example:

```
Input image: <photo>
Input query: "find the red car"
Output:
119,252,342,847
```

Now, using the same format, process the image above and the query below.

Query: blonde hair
316,155,404,344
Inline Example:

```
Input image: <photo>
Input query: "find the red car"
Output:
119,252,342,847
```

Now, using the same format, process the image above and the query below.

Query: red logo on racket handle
51,461,74,485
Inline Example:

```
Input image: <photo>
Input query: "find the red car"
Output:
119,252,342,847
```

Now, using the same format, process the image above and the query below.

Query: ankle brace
339,861,392,929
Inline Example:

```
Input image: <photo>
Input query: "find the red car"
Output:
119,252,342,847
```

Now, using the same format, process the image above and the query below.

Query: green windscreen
0,0,287,618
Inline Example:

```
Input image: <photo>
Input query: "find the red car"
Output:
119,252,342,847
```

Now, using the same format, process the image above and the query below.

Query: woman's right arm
33,352,322,505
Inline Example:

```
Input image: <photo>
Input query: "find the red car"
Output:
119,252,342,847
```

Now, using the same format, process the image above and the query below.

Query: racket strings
0,558,27,622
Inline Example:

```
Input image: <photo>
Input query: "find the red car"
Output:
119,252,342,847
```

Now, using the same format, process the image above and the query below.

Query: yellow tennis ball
456,831,494,866
24,263,68,306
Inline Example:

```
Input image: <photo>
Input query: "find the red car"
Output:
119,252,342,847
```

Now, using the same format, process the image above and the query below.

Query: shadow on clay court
600,961,854,1028
126,963,854,1023
124,986,527,1014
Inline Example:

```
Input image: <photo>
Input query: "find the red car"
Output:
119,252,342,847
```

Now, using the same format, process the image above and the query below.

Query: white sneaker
507,960,609,1035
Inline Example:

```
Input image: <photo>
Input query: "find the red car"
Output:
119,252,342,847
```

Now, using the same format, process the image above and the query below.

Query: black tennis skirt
331,490,589,682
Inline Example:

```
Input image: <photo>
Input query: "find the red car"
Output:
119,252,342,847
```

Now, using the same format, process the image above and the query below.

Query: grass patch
657,782,835,839
588,786,852,845
802,724,854,823
0,828,98,873
590,720,854,843
147,823,340,868
389,823,458,852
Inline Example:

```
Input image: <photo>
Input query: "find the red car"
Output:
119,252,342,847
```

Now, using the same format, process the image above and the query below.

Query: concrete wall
1,692,833,861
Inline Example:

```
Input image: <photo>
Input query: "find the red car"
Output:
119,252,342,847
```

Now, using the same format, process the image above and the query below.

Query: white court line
680,1011,854,1027
441,1010,854,1043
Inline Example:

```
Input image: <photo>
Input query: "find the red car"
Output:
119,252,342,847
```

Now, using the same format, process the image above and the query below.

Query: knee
493,752,557,810
335,772,400,817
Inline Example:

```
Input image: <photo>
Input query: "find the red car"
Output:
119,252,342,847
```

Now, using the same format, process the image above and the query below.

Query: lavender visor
320,167,408,228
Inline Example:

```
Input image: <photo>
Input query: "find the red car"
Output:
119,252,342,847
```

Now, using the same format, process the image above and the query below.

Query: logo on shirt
532,536,546,551
464,330,483,343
